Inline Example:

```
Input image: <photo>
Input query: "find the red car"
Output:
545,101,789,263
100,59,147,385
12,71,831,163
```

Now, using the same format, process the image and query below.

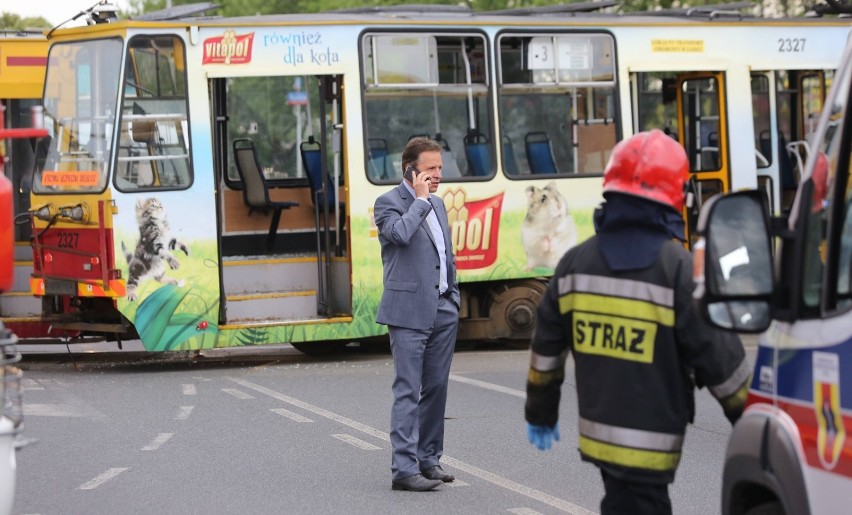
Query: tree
0,12,50,30
126,0,847,19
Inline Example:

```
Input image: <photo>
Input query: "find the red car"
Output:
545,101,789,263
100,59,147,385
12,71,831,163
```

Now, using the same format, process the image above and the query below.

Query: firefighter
525,129,751,515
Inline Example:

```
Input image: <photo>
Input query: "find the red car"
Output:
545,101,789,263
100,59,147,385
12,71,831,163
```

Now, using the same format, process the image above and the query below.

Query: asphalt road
11,340,757,514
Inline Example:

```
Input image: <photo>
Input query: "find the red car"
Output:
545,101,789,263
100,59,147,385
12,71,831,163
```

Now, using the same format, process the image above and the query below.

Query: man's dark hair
401,137,444,172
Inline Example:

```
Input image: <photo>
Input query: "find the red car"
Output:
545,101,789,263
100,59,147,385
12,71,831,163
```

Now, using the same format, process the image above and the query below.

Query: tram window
115,36,191,191
751,75,772,169
362,32,492,182
635,73,679,137
498,32,616,178
802,74,825,138
35,38,122,194
681,77,721,173
220,75,325,187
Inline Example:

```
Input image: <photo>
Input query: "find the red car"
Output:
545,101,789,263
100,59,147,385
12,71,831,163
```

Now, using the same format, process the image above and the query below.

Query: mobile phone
404,164,420,182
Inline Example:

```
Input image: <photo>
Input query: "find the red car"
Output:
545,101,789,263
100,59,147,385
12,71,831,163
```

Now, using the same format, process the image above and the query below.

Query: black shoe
421,465,455,483
392,473,442,491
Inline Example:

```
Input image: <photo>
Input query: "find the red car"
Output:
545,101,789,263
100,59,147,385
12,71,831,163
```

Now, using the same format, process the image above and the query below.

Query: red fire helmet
603,129,690,211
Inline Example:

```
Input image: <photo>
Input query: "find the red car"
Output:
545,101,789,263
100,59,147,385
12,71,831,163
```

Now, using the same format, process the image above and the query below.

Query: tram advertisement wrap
445,189,503,270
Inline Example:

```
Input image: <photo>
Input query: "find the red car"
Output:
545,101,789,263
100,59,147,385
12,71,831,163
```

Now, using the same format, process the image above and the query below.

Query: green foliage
134,283,219,351
125,0,829,23
0,12,50,29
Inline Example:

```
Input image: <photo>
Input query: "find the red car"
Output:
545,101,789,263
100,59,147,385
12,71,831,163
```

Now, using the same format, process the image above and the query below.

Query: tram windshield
35,38,122,193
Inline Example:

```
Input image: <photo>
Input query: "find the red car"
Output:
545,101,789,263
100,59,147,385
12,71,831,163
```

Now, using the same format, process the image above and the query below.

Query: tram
18,3,850,353
0,31,50,340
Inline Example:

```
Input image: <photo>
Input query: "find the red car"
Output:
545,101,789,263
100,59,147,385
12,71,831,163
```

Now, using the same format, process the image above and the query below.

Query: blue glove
527,422,560,450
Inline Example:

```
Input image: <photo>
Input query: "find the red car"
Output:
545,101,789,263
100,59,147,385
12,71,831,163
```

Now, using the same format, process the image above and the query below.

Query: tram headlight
58,203,89,223
30,204,54,222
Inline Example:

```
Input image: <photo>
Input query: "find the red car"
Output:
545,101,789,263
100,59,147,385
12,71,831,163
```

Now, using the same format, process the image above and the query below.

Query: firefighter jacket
525,236,751,484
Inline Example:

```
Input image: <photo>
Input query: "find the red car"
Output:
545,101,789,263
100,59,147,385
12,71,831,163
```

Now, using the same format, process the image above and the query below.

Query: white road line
450,374,525,398
141,433,174,451
20,378,43,390
331,433,382,450
78,468,129,490
23,404,83,417
175,406,194,420
229,378,594,515
270,408,314,423
509,508,544,515
181,384,197,395
445,479,470,487
222,388,254,399
440,455,595,514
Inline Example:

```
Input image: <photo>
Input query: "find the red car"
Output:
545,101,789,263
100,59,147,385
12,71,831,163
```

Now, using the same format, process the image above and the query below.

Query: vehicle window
804,60,850,311
498,32,616,177
362,32,491,182
115,35,191,191
751,74,772,169
839,172,852,310
221,75,323,185
34,38,122,194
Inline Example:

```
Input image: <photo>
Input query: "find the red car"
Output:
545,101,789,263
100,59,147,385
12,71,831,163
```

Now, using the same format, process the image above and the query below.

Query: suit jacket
374,183,460,330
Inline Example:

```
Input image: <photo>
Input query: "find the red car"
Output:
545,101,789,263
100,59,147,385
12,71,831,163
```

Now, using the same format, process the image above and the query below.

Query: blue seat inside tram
368,138,390,179
464,131,491,177
300,136,338,207
525,131,558,174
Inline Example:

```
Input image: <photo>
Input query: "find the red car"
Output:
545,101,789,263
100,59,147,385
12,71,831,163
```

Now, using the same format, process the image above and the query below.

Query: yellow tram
17,3,850,353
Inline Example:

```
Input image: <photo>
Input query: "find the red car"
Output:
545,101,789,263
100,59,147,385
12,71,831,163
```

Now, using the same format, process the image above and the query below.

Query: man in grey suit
374,137,461,492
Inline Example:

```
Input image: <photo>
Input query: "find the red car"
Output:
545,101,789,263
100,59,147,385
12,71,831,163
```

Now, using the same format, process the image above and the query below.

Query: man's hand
527,422,560,451
412,169,432,199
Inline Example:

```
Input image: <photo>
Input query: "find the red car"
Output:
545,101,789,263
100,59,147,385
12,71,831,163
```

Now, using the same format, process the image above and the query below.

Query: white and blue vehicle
695,28,852,515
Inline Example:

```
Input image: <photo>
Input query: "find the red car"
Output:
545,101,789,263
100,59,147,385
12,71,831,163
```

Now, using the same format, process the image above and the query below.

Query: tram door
632,71,729,247
211,73,351,326
676,72,728,245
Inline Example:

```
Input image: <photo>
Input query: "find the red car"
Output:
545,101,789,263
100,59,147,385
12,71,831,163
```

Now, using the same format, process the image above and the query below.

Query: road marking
450,374,525,398
446,479,470,487
141,433,174,451
78,468,129,490
331,433,382,450
175,406,194,420
23,404,83,417
222,388,254,399
229,377,594,514
21,378,43,390
270,408,313,423
509,509,544,515
182,384,197,395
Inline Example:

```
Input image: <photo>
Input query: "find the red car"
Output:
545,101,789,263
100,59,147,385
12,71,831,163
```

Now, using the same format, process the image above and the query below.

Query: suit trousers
388,296,458,480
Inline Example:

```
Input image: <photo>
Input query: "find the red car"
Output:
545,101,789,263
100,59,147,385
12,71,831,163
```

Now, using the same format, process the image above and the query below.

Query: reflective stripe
709,357,752,400
558,274,674,307
579,435,682,472
579,417,684,451
530,350,568,372
527,367,563,386
559,292,675,327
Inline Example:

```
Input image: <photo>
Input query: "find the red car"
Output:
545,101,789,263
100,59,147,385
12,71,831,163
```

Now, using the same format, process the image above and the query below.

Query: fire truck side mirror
693,190,774,333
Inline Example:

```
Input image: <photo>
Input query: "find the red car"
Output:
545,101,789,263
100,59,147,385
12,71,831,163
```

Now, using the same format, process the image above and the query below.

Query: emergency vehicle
694,27,852,515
